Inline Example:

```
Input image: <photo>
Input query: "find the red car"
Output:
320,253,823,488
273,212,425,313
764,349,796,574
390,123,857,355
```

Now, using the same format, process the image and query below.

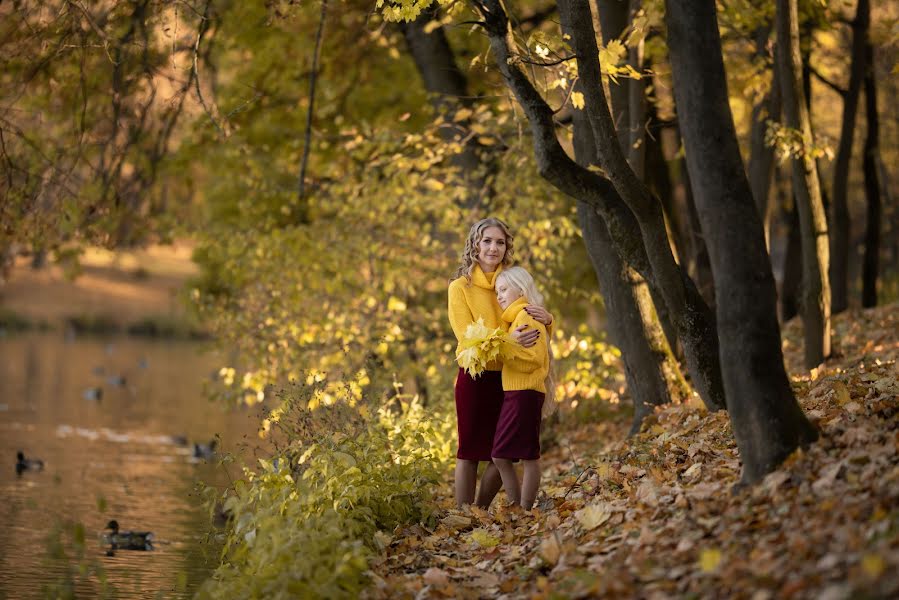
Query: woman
447,217,553,507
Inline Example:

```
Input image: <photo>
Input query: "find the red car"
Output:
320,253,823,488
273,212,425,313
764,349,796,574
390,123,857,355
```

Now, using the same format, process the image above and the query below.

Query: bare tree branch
299,0,329,200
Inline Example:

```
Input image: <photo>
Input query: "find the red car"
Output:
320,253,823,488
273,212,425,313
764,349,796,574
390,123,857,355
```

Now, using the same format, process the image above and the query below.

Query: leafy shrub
197,394,454,599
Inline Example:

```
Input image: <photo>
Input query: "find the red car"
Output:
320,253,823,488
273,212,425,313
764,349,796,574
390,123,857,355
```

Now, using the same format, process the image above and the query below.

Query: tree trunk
398,4,489,204
665,0,818,484
747,26,781,248
682,158,715,309
626,0,646,179
595,0,629,145
781,193,802,321
829,0,869,314
470,0,727,413
570,73,686,435
776,0,831,369
861,40,880,308
556,0,727,412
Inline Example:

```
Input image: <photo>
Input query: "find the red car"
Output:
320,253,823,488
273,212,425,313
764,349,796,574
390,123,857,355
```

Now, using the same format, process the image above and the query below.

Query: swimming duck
15,451,44,475
193,439,218,460
82,387,103,401
104,520,154,551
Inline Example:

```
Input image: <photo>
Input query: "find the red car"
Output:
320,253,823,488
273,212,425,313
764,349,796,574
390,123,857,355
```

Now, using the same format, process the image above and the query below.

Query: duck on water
103,520,154,554
16,451,44,475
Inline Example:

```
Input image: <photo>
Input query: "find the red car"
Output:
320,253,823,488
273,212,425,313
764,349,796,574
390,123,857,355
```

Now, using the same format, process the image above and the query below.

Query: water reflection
0,332,263,598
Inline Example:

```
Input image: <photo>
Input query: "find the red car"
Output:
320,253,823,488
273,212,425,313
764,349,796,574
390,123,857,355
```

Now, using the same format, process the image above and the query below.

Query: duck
82,387,103,401
193,439,218,460
105,374,127,387
104,520,154,552
15,451,44,475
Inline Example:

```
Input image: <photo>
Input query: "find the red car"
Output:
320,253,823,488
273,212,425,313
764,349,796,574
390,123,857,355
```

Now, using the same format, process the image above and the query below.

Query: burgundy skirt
492,390,545,461
454,368,504,461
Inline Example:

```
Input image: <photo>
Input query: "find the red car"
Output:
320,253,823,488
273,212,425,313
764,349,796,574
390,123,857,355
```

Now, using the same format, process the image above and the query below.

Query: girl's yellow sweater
500,298,549,393
448,264,505,371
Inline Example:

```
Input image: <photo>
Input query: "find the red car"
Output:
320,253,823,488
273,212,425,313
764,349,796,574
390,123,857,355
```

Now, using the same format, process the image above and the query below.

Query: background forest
1,0,897,598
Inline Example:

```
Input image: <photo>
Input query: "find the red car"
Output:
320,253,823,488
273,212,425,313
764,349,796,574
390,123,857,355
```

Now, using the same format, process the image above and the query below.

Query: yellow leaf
423,178,444,191
571,91,585,110
575,502,612,530
387,296,407,312
699,548,722,573
831,381,850,405
861,554,885,578
469,528,500,548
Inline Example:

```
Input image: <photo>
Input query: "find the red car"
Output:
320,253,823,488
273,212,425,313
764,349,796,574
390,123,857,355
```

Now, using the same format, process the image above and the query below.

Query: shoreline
0,244,208,340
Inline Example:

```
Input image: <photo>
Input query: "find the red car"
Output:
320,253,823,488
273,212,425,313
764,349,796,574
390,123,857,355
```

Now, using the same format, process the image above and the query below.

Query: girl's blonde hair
495,266,543,307
452,217,515,282
495,266,557,418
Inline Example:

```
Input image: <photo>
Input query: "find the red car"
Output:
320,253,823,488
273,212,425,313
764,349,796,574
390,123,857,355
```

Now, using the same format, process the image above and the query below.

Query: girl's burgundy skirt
492,389,545,461
454,368,504,461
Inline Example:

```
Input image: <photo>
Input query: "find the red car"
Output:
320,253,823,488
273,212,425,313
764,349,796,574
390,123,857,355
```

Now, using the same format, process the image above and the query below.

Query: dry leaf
575,502,612,530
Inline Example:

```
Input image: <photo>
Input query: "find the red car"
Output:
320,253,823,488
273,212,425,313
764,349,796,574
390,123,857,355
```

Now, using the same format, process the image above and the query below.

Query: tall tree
776,0,831,368
665,0,818,482
830,0,870,314
861,38,881,308
747,26,781,247
466,0,728,413
564,14,687,434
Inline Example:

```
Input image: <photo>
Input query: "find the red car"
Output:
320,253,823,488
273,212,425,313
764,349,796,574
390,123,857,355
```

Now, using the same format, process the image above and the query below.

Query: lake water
0,332,265,599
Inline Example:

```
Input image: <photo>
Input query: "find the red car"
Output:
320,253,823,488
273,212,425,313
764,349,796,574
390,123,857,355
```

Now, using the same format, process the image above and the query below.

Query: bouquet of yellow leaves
456,318,512,378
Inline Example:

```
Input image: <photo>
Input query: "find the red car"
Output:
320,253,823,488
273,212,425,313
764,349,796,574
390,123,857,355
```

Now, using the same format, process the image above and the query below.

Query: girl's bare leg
520,459,541,509
455,459,478,506
492,457,521,505
475,462,503,508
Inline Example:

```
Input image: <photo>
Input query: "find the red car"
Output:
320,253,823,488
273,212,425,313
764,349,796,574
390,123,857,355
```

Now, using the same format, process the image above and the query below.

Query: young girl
492,266,553,509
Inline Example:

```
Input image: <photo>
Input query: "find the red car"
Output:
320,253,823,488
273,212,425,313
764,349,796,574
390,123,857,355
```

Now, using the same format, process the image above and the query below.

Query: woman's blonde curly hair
452,217,515,282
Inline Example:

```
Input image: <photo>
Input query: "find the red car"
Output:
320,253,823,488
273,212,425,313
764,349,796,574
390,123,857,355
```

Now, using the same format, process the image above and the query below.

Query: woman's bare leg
455,459,478,506
520,459,541,509
492,457,520,505
475,462,503,508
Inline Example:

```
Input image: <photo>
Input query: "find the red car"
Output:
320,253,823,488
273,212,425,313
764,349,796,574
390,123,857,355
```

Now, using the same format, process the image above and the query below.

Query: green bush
197,395,453,599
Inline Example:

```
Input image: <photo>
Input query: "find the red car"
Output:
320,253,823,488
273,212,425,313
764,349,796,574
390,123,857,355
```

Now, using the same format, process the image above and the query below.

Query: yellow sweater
500,298,549,393
448,264,505,371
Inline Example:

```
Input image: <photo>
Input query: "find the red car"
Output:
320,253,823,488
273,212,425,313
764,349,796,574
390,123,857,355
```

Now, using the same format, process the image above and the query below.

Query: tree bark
595,0,629,144
747,26,781,248
569,63,686,435
829,0,870,314
776,0,831,369
626,0,646,179
555,0,726,412
665,0,818,484
861,40,880,308
469,0,727,413
780,192,802,322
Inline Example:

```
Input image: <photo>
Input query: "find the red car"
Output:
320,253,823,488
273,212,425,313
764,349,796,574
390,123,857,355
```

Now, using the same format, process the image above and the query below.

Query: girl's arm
504,320,547,373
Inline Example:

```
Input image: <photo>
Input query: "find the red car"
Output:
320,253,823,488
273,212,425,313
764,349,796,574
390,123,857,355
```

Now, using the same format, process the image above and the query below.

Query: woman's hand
511,325,539,348
524,305,553,327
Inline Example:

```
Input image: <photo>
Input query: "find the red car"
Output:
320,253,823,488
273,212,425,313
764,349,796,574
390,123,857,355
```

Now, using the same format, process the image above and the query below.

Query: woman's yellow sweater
500,298,549,393
448,264,505,371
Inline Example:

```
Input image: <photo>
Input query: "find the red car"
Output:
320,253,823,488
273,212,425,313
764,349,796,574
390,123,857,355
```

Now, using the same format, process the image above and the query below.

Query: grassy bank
0,244,207,339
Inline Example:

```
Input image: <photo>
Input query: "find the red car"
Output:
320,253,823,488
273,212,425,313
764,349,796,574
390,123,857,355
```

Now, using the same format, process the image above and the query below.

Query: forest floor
367,303,899,600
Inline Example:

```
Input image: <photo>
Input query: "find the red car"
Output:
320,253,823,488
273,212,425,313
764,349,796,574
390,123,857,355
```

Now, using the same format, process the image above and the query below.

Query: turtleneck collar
472,263,503,290
501,297,528,323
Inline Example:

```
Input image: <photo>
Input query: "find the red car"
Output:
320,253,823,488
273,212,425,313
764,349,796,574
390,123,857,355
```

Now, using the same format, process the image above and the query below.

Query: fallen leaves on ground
365,304,899,599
